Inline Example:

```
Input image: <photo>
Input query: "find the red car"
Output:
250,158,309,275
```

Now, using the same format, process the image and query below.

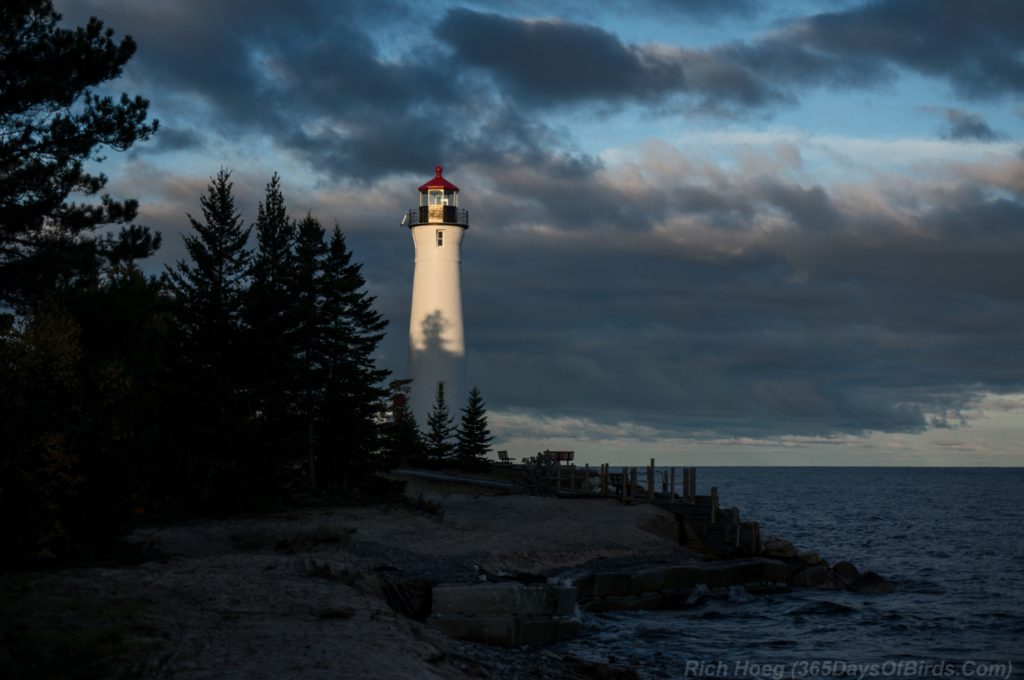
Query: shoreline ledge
3,478,889,679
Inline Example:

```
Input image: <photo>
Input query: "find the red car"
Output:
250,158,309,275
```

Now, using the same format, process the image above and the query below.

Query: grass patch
0,575,161,679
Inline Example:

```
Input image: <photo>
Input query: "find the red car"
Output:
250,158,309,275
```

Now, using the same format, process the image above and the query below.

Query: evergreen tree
0,306,84,563
317,226,390,489
424,383,455,464
245,175,299,482
381,380,425,467
290,214,328,492
164,170,252,501
0,0,158,311
455,387,494,467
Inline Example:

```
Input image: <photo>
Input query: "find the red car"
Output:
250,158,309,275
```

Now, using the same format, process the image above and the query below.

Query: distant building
406,165,469,423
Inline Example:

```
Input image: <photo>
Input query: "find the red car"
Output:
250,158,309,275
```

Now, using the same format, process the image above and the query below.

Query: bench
497,450,515,464
544,450,574,465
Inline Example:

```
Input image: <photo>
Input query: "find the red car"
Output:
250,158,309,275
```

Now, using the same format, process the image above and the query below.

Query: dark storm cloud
930,108,1003,142
437,1,1024,114
792,0,1024,101
435,10,687,104
58,0,527,180
456,151,1024,438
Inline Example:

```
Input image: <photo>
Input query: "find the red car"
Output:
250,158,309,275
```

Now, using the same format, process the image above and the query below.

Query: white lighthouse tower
406,165,469,422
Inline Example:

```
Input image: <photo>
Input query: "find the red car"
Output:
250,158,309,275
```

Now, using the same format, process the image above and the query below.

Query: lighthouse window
429,190,443,205
436,229,444,246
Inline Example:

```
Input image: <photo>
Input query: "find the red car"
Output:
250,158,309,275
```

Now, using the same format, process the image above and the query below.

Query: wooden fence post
648,459,655,501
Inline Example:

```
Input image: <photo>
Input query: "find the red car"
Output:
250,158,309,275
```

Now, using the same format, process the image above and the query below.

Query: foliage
0,307,84,562
0,0,158,311
0,0,393,565
424,383,456,463
164,169,254,504
245,174,300,480
381,379,426,467
515,451,559,496
455,386,494,467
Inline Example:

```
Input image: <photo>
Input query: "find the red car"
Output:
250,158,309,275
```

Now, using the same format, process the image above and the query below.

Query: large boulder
832,561,860,586
762,535,798,559
791,565,830,587
846,571,892,594
799,550,827,568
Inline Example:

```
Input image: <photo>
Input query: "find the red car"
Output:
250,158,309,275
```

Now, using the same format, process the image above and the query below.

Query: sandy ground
9,490,694,679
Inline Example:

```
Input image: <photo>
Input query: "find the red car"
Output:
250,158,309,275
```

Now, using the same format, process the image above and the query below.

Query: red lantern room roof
418,165,459,192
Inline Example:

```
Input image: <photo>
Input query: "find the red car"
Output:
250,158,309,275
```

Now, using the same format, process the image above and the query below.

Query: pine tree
0,0,158,311
424,383,455,464
317,226,390,488
164,170,252,500
455,387,494,467
245,175,299,481
382,380,425,467
290,214,329,492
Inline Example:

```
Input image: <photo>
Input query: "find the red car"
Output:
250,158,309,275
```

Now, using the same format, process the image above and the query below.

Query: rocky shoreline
0,485,890,679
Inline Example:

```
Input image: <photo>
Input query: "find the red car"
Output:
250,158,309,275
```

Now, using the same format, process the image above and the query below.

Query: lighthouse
406,165,469,423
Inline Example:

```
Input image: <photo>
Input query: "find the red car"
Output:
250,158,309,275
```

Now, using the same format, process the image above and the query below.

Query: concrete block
432,583,519,616
556,617,581,639
583,592,664,612
584,596,624,613
548,586,577,617
562,570,594,601
630,568,666,594
427,614,516,647
592,572,632,597
432,583,567,617
624,593,665,611
515,617,561,645
663,565,707,589
515,586,553,615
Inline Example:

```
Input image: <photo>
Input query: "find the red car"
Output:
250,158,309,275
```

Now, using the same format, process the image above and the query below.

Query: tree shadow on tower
410,309,465,421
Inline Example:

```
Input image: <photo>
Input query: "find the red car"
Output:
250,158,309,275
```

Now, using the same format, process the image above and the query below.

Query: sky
56,0,1024,466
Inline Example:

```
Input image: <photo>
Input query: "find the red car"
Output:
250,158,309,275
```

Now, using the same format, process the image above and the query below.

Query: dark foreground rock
846,570,893,594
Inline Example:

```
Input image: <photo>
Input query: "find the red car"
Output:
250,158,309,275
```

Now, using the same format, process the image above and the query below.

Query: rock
819,572,845,591
791,565,829,587
762,535,798,559
832,560,860,585
846,571,892,594
799,550,827,568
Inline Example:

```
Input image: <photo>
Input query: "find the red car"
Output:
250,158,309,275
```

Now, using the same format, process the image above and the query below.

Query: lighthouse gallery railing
406,206,469,227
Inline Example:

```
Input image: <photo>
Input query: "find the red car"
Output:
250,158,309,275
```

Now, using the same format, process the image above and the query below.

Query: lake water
555,467,1024,679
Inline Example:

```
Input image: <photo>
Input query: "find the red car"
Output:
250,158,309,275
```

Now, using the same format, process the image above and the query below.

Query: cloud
791,0,1024,101
456,142,1024,438
52,0,1024,447
437,2,1024,116
927,107,1003,141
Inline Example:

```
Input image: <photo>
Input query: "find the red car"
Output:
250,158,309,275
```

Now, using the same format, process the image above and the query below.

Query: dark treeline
0,160,400,563
0,1,496,566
